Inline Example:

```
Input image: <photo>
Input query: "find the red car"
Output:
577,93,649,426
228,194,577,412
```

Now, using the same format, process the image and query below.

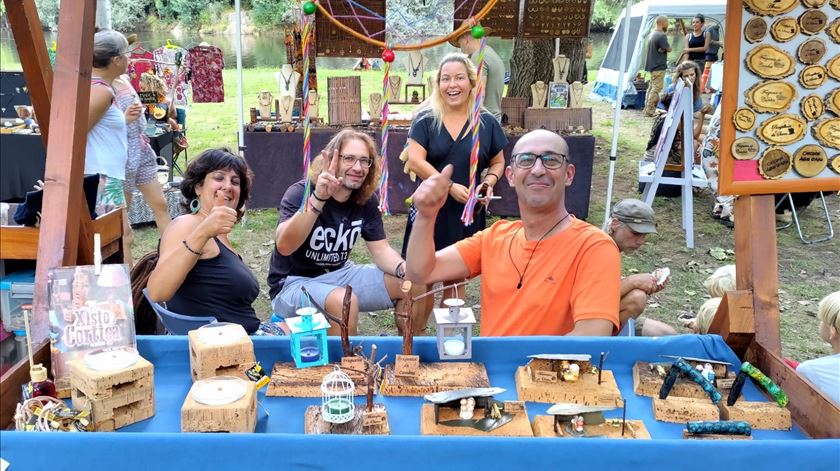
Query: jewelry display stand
278,95,295,123
369,93,383,124
388,76,403,102
404,50,425,85
552,55,570,84
276,63,301,98
530,81,548,108
569,81,585,108
307,90,320,119
257,90,273,119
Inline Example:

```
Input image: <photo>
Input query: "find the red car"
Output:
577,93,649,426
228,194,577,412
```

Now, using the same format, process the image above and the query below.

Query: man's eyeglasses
512,152,566,170
340,154,373,168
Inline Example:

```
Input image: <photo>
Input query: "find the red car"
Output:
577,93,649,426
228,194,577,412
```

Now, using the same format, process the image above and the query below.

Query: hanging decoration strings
298,7,316,212
460,33,487,226
378,47,396,214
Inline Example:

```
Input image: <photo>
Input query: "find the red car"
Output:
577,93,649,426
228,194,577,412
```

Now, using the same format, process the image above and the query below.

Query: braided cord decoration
378,56,392,214
299,10,316,212
460,35,488,225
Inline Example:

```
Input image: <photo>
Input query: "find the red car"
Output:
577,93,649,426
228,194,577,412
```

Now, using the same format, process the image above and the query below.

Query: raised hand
124,102,144,124
199,190,238,238
448,182,470,204
412,164,453,218
476,181,493,207
314,149,344,201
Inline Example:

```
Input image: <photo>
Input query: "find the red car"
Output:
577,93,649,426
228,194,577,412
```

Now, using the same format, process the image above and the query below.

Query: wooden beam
3,0,53,142
31,0,97,343
749,342,840,438
0,341,50,430
709,290,755,358
734,196,781,354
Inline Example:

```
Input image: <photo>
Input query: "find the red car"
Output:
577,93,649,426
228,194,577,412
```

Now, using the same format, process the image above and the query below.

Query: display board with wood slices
720,0,840,194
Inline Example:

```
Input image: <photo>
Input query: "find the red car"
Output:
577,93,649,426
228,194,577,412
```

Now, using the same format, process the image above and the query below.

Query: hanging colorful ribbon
378,47,396,214
460,34,488,225
298,8,315,212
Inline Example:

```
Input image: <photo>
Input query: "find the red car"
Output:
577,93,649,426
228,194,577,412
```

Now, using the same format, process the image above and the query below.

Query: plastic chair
617,318,636,337
142,288,218,335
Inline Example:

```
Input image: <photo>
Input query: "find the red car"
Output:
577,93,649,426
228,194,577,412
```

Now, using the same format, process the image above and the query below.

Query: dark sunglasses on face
512,152,566,170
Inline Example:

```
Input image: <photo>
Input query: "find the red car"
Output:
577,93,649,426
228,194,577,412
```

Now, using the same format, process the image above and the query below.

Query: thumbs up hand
198,190,238,237
411,164,453,219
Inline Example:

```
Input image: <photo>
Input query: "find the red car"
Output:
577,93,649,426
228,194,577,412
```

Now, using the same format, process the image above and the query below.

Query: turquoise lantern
288,304,330,368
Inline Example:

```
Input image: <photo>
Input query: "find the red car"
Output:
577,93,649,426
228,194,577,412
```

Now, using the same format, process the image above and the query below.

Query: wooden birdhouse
433,298,476,360
288,306,330,368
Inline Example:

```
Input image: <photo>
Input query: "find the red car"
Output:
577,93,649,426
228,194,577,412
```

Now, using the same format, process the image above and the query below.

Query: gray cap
612,199,657,234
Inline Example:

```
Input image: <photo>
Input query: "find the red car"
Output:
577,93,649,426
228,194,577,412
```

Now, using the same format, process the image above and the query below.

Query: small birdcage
433,298,476,360
321,368,355,424
288,301,330,369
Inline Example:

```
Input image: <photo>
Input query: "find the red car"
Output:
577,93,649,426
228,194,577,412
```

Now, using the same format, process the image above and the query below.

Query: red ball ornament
381,49,395,63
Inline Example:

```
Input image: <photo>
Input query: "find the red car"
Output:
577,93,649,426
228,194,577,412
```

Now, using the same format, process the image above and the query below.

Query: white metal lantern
434,298,476,360
321,368,355,424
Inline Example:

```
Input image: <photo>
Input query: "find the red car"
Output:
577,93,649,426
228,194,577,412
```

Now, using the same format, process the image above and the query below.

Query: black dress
402,110,508,256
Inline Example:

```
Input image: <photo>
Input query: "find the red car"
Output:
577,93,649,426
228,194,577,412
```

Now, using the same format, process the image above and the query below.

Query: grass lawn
131,68,840,362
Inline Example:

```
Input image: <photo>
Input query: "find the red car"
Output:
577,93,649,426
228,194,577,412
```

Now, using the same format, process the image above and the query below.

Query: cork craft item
770,17,799,42
745,45,796,79
756,114,807,145
827,89,840,115
744,17,768,43
799,65,828,89
827,54,840,81
812,118,840,149
797,38,827,65
733,107,758,132
801,94,826,120
744,81,798,113
731,136,761,160
758,147,793,179
744,0,798,15
830,154,840,173
798,9,828,35
802,0,827,7
793,144,828,177
829,17,840,43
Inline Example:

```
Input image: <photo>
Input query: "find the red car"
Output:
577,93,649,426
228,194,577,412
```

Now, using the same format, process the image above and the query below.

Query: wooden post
733,195,781,354
709,290,756,358
3,0,53,142
31,0,97,343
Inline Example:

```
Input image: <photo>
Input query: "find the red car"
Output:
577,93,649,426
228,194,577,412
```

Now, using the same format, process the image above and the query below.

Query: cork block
304,404,390,435
531,415,651,439
381,362,490,397
267,362,367,397
188,326,256,381
652,397,721,423
725,401,792,430
633,362,738,400
181,381,257,433
420,403,533,437
69,356,155,431
515,366,622,406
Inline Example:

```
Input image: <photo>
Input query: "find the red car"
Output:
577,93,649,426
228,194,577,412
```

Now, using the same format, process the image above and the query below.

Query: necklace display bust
404,51,425,85
531,81,548,108
307,90,319,119
388,76,402,102
276,64,301,97
278,94,294,122
552,55,571,84
257,90,273,119
369,92,383,122
569,81,585,108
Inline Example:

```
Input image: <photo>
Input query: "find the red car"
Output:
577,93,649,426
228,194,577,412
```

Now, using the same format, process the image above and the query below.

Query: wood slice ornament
744,81,798,113
770,17,800,42
759,147,792,179
745,45,796,79
827,55,840,81
799,65,828,88
745,17,768,43
801,94,825,120
734,107,758,132
745,0,798,15
812,118,840,149
827,89,840,115
731,136,761,160
830,154,840,173
797,38,826,65
757,114,807,145
802,0,827,7
829,18,840,43
799,9,828,35
793,144,828,177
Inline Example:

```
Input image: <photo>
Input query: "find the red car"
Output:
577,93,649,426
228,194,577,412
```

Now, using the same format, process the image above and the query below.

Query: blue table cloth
1,334,838,471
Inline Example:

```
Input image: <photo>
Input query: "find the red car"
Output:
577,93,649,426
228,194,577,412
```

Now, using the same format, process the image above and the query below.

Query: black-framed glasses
512,152,566,170
340,154,373,168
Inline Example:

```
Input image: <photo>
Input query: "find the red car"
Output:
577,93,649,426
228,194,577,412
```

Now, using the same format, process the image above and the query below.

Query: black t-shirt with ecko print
267,180,386,300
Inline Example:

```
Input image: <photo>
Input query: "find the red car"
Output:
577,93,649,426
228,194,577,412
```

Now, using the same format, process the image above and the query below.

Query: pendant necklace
280,70,293,90
509,213,571,289
408,54,422,77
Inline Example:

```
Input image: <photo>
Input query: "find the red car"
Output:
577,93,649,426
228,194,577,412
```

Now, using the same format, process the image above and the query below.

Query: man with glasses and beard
269,129,412,335
405,129,620,336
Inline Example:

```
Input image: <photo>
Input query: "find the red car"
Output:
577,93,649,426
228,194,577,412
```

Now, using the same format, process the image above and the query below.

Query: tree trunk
507,37,554,102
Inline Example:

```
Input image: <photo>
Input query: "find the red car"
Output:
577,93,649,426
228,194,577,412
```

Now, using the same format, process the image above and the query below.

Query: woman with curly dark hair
146,148,260,333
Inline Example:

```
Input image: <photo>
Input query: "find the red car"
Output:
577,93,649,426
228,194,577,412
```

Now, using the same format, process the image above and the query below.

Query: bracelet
182,239,202,256
394,261,406,279
312,193,329,202
485,171,500,184
308,197,323,214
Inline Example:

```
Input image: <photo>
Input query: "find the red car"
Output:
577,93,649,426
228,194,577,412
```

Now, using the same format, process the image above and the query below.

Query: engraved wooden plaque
534,370,558,383
770,17,799,42
731,136,761,160
826,54,840,81
453,0,519,38
733,107,757,131
315,0,385,58
744,17,768,43
801,94,825,120
745,0,798,15
758,147,792,180
394,354,420,378
827,89,840,116
799,65,828,88
812,118,840,149
829,17,840,43
745,45,796,79
799,9,828,35
757,114,807,145
744,81,797,113
830,155,840,173
802,0,828,7
362,410,387,427
522,0,593,38
793,145,828,177
797,38,826,65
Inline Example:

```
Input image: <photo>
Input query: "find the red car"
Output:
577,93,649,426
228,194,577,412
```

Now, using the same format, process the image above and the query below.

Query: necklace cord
509,213,571,289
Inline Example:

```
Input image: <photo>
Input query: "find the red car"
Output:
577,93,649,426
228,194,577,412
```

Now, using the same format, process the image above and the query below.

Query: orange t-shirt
455,218,620,336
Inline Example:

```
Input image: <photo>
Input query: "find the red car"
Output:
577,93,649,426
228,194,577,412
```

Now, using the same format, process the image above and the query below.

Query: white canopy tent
590,0,727,103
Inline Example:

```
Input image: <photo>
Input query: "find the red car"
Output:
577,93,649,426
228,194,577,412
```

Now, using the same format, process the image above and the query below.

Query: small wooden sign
534,370,558,383
362,410,388,427
759,147,792,180
827,54,840,81
745,0,798,15
799,65,828,88
744,81,797,113
801,94,825,121
812,118,840,150
341,356,365,373
733,107,757,131
745,45,795,79
802,0,827,6
522,0,593,38
827,89,840,116
793,145,828,177
756,114,806,146
744,17,767,43
799,9,828,35
797,38,827,65
503,400,525,414
830,155,840,173
829,17,840,43
731,137,760,160
138,91,157,104
770,17,799,42
395,354,420,377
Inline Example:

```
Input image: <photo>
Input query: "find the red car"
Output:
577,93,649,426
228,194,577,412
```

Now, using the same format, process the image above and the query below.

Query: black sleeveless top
167,237,261,333
687,31,706,61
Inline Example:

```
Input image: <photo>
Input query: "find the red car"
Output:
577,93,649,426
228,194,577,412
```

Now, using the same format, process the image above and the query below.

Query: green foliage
112,0,153,31
34,0,60,31
154,0,212,27
251,0,295,28
591,1,623,32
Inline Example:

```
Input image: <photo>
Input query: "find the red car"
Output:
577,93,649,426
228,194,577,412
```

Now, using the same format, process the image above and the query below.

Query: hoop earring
189,198,201,214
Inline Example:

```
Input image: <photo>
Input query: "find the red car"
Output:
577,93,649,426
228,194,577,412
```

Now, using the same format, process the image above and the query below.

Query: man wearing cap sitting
451,25,506,122
607,199,677,336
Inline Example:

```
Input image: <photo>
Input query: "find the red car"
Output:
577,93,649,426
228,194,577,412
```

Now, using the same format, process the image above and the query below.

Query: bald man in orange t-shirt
405,130,620,336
